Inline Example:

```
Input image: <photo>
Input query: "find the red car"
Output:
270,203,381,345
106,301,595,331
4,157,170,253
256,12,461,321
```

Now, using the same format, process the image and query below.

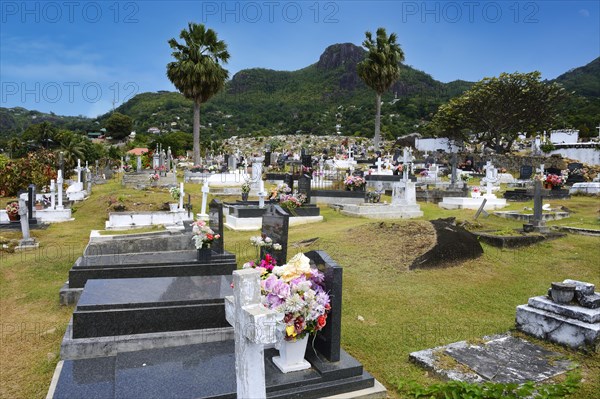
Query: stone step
72,276,233,338
49,340,375,399
528,296,600,324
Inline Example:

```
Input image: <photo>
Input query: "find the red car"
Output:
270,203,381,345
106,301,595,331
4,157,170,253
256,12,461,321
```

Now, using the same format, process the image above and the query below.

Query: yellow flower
280,253,312,282
285,325,297,338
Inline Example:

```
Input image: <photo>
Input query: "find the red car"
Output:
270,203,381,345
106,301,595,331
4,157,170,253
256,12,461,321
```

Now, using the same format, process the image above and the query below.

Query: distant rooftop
127,147,149,156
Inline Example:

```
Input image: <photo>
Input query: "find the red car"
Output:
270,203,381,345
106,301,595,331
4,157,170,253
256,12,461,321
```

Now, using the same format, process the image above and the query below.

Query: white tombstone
483,161,499,197
75,159,82,183
56,170,64,210
251,157,264,189
375,157,384,173
258,179,266,208
391,183,404,206
199,181,209,219
50,180,56,210
178,182,185,210
404,181,417,204
225,269,281,399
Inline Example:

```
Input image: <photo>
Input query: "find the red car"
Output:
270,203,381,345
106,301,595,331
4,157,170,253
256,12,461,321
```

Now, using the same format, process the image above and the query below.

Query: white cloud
579,9,590,18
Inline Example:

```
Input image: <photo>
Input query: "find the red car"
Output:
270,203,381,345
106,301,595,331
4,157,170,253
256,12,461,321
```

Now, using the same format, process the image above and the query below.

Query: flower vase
544,183,552,190
272,335,311,373
169,203,179,212
7,213,20,222
197,247,212,262
241,192,249,202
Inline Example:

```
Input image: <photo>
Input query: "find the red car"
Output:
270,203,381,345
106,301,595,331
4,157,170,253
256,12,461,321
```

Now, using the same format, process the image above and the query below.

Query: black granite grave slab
229,204,320,218
261,204,289,265
68,253,237,289
208,199,224,254
51,341,375,399
305,250,342,362
73,276,233,338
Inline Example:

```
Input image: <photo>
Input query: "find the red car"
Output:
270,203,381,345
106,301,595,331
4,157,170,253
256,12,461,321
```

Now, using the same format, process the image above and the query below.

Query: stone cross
50,180,56,210
76,159,82,183
56,170,64,210
178,182,185,210
402,148,411,182
346,147,354,161
258,179,266,208
531,179,548,233
484,161,498,197
225,269,281,399
18,198,35,247
375,157,383,173
167,147,172,172
199,180,209,219
58,151,64,173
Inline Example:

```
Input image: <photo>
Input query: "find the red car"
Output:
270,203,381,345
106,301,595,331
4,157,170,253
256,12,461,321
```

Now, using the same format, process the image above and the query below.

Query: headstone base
339,203,423,219
438,196,507,210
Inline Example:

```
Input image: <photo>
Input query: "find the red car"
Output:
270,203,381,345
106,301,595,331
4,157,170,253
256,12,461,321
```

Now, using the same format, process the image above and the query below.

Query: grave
339,181,423,219
439,161,508,210
569,182,600,195
104,210,193,230
59,230,237,305
49,250,385,399
410,334,576,384
516,279,600,352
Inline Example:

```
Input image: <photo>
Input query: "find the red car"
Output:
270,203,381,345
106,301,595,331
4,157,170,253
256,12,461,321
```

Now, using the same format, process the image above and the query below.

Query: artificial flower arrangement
243,235,283,273
191,220,221,249
269,183,292,201
419,170,428,177
157,165,166,172
241,180,251,194
343,175,366,190
169,186,181,200
149,173,160,182
244,250,331,341
5,201,19,216
123,164,133,172
279,193,307,212
544,174,565,188
395,164,403,172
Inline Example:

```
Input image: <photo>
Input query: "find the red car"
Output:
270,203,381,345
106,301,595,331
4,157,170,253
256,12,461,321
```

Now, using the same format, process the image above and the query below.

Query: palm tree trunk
193,101,201,164
374,93,382,149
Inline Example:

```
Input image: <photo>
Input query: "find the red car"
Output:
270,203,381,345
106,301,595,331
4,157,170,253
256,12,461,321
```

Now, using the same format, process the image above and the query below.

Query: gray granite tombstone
208,199,224,254
304,250,342,362
297,174,312,204
260,204,289,265
264,151,271,167
27,184,36,224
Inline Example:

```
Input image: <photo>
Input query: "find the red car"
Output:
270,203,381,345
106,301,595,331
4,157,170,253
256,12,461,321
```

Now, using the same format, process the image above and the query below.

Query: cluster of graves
121,144,178,189
48,201,384,398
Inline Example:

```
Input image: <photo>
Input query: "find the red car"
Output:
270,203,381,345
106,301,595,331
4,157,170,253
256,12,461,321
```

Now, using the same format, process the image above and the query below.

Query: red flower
207,234,213,240
317,315,327,329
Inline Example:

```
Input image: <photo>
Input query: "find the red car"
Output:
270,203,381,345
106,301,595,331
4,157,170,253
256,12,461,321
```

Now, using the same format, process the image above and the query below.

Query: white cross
375,157,384,173
225,269,281,399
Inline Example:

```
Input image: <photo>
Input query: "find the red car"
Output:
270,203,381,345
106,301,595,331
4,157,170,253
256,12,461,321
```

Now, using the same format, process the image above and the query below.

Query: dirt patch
345,221,437,271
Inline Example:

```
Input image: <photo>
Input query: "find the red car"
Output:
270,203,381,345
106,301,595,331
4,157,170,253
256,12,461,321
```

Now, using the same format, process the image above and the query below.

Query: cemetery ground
0,179,599,398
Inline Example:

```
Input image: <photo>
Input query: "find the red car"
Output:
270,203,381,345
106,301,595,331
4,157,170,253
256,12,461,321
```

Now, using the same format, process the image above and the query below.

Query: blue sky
1,0,599,117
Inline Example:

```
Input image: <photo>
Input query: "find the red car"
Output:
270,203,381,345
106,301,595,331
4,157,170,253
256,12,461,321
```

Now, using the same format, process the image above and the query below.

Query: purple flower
261,274,278,292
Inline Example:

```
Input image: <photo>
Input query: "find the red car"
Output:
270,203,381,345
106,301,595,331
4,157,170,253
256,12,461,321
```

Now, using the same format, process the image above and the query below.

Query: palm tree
357,28,404,150
167,23,229,164
58,132,86,171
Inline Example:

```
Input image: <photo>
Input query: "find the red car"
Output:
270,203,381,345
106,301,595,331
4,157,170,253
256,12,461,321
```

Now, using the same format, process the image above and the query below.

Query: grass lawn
1,177,599,398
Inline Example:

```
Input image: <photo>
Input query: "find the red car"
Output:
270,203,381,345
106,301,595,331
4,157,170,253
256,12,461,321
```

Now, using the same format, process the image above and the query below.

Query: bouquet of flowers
472,187,480,194
279,193,306,212
260,253,331,341
545,174,564,188
5,201,19,216
123,164,133,172
460,173,472,182
343,175,366,191
244,235,283,273
149,173,160,182
169,186,181,200
419,170,428,177
269,183,292,201
189,165,204,173
241,180,251,194
191,220,221,249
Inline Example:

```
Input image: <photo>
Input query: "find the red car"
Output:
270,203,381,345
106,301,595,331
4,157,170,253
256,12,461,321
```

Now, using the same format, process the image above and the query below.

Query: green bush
0,150,57,196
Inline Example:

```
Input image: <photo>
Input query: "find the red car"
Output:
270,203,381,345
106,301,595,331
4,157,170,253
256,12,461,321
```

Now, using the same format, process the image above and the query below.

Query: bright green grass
0,177,598,398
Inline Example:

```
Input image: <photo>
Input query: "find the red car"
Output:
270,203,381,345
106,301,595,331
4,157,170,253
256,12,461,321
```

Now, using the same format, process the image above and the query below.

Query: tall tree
430,71,569,153
167,23,229,164
357,28,404,150
105,112,133,140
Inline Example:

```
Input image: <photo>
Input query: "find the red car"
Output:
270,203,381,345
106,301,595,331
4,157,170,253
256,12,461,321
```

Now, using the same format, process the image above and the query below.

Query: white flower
265,237,272,244
273,243,282,251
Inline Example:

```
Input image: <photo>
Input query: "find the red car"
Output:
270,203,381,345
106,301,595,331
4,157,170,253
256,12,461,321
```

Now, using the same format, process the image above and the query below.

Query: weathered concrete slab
409,334,576,383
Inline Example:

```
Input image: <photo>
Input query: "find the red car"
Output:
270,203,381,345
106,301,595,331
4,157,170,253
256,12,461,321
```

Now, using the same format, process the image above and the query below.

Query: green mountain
1,45,598,141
